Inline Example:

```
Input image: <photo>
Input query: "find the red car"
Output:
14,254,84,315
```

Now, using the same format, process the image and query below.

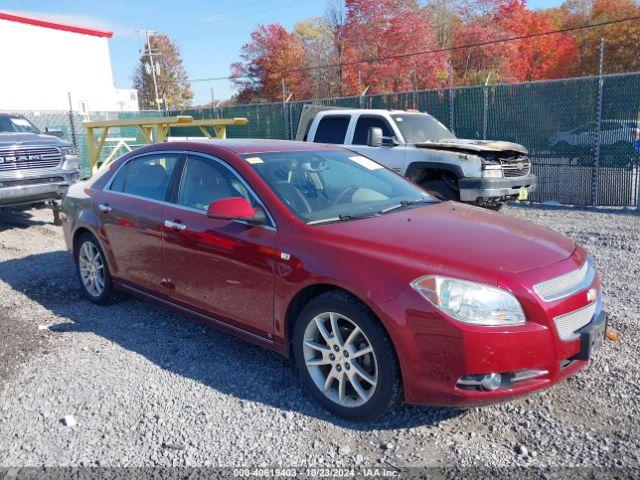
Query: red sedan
62,140,606,421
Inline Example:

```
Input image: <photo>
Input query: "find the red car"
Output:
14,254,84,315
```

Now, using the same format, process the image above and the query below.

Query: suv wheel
293,291,400,422
75,233,114,305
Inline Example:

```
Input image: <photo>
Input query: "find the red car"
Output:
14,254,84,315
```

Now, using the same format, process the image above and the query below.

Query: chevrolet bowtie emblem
587,288,597,302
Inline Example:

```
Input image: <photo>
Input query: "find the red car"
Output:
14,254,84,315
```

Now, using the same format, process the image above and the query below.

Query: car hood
316,202,575,281
415,138,528,155
0,132,68,147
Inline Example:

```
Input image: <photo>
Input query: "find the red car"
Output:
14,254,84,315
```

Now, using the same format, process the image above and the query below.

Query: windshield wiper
307,212,378,225
379,198,433,214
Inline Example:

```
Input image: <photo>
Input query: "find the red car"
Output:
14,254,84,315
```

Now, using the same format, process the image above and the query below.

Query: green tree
133,33,193,110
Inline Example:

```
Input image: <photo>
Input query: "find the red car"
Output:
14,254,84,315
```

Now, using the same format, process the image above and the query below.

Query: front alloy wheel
303,312,378,407
294,291,400,422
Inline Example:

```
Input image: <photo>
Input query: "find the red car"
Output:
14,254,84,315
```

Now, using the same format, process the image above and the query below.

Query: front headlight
61,146,77,157
60,146,79,171
411,275,525,326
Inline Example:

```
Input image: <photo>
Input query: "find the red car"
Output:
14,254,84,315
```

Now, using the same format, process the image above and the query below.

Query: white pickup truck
297,106,537,209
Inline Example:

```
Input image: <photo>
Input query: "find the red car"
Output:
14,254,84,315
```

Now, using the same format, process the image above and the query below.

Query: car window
313,116,350,144
0,115,40,134
109,162,130,192
391,113,454,143
352,116,394,145
117,154,179,201
178,155,255,212
243,150,437,224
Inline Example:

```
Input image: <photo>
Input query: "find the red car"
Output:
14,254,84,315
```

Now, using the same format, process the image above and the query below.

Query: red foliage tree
340,0,450,95
231,23,311,103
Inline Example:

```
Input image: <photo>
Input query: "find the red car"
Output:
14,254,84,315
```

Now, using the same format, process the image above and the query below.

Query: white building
0,11,138,112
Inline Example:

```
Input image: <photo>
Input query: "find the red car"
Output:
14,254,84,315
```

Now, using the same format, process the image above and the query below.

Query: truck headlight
482,164,503,178
61,146,77,157
60,146,79,171
411,275,525,326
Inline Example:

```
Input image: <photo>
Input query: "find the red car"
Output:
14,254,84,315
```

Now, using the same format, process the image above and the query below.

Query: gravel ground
0,204,638,472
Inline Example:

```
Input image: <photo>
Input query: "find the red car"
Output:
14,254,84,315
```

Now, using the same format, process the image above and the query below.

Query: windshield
392,113,454,143
244,150,438,224
0,115,40,134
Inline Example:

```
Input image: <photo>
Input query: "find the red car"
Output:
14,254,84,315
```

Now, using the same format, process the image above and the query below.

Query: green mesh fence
16,72,640,207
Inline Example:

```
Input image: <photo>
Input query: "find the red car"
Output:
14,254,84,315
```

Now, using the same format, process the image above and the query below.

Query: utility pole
136,29,161,111
210,87,215,106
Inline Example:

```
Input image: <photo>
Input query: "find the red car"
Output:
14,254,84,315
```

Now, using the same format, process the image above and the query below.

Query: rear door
311,115,351,145
161,153,277,336
95,152,181,294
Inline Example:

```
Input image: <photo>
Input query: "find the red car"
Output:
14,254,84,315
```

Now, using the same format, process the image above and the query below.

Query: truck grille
0,146,62,173
499,156,531,177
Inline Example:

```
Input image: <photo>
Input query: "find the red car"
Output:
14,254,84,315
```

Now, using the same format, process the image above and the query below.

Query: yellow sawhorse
83,115,248,173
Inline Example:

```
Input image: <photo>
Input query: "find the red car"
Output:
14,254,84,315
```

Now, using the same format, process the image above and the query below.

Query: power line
288,14,640,73
190,13,640,83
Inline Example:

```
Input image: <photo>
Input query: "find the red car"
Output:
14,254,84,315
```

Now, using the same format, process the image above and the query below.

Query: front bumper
0,171,79,207
376,253,603,407
458,174,537,201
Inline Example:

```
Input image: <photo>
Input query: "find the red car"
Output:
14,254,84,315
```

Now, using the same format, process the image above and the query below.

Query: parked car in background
62,139,605,421
549,120,640,153
297,107,537,210
0,113,80,224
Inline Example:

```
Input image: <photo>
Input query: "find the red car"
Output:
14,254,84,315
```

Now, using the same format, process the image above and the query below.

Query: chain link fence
14,71,640,208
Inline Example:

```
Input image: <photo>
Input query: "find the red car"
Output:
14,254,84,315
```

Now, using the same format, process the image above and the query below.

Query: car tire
420,179,460,202
74,232,115,305
293,290,401,422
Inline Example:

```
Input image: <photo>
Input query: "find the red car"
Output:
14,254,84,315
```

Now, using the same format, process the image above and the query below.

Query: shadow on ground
0,247,462,431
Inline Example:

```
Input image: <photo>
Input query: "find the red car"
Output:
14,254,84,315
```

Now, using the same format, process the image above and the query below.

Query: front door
95,152,180,294
162,153,277,336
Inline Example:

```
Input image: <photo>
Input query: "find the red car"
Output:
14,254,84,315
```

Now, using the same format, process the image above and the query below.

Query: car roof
318,109,424,116
181,138,344,155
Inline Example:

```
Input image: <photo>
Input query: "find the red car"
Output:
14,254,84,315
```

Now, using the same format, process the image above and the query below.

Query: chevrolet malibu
62,140,606,421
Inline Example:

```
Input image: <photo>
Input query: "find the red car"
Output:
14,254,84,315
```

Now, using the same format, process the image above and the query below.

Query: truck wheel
420,179,459,202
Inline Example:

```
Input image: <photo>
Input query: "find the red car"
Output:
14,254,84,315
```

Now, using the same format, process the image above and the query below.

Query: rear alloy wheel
75,233,114,305
293,291,400,422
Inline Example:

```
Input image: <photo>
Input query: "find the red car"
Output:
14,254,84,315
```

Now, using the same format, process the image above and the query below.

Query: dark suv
0,113,80,224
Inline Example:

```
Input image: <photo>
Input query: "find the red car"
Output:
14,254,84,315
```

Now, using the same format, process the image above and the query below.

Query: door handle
98,203,112,213
164,220,186,231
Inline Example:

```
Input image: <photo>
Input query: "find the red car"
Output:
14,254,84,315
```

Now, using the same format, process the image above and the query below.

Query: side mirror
45,127,64,138
207,197,266,225
367,127,397,147
367,127,383,147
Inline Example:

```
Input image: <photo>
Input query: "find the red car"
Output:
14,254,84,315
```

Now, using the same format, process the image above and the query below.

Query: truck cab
0,113,80,223
299,107,537,208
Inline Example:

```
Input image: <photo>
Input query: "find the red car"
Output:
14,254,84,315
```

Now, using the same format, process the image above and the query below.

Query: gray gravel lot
0,204,638,470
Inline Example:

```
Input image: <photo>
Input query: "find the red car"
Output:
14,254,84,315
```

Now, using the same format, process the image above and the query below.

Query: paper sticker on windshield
245,156,264,164
10,118,31,127
349,156,383,170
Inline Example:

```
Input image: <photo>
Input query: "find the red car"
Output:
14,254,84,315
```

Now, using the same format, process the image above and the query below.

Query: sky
2,0,564,105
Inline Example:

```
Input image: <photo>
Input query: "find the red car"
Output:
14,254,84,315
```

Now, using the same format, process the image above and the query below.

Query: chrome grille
499,156,531,177
554,302,596,341
533,258,596,302
0,146,62,172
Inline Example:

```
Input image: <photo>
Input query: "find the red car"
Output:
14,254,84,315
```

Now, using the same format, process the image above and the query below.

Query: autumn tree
133,33,193,110
560,0,640,76
230,23,311,103
340,0,450,95
294,18,341,99
451,0,577,84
